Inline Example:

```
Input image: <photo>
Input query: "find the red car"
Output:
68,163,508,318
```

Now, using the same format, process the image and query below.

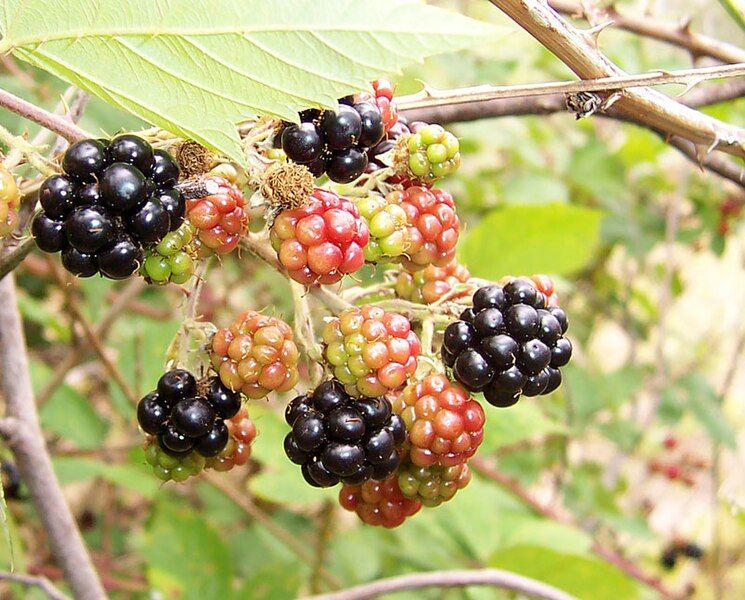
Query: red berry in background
211,310,300,399
391,374,485,468
205,407,257,472
322,305,421,398
394,259,470,305
663,435,678,450
386,186,459,271
339,474,421,528
665,465,680,480
186,178,248,255
270,188,369,285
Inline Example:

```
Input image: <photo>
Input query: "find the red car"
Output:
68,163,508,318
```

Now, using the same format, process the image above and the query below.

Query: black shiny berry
99,163,147,213
321,105,362,151
137,391,169,435
522,369,549,397
660,548,677,570
321,443,364,477
156,190,185,231
65,205,114,254
682,543,704,560
32,213,66,253
97,235,143,280
473,285,506,312
206,377,241,419
479,334,518,370
326,147,367,183
171,397,215,438
504,278,538,306
371,450,401,480
157,369,197,402
282,123,324,164
443,321,475,356
543,367,562,394
441,346,456,368
364,428,395,463
285,395,312,426
326,407,365,442
493,365,526,392
159,424,194,454
77,183,101,207
518,339,551,375
473,308,504,337
550,338,572,368
355,396,391,428
293,411,326,452
548,307,568,333
505,304,539,341
284,433,308,464
194,420,229,457
312,380,346,413
354,102,385,147
483,384,520,408
303,458,339,488
453,349,494,391
151,149,180,189
107,134,154,174
39,175,77,219
344,464,374,485
62,139,106,181
127,197,170,243
386,414,406,445
305,153,329,178
459,307,476,323
537,310,562,345
61,246,97,277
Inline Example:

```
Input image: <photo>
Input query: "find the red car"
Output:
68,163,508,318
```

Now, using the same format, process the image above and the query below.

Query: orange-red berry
186,178,248,255
339,474,421,527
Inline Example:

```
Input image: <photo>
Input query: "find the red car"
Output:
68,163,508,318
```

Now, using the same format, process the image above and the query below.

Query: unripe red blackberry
442,278,571,407
322,305,421,398
210,310,300,399
397,459,471,507
284,380,406,488
185,178,247,255
391,374,484,468
270,188,369,285
339,474,421,528
205,407,257,471
0,167,20,238
354,194,409,263
394,259,470,304
357,79,398,133
386,186,459,271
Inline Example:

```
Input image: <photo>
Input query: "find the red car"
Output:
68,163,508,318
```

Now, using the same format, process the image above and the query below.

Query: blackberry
681,543,704,560
397,459,471,507
140,222,197,285
442,278,572,407
396,123,460,183
354,193,409,263
660,547,677,571
143,437,206,482
34,135,183,280
205,407,257,471
339,474,421,528
281,97,384,184
185,178,247,256
284,380,405,488
137,371,244,474
394,259,470,305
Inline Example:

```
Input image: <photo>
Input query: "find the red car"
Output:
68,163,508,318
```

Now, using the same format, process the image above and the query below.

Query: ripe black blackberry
32,135,183,280
284,380,405,488
441,278,572,407
137,370,243,469
280,99,385,184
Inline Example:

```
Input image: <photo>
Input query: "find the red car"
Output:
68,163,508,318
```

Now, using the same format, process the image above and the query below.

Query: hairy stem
0,87,90,142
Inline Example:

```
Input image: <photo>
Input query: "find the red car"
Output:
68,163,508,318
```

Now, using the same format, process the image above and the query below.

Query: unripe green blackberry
397,459,471,507
354,194,409,263
140,222,197,285
396,124,460,183
143,437,206,482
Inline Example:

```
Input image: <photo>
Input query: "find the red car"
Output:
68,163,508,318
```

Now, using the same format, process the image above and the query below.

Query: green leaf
52,457,160,497
680,374,737,449
0,0,498,164
502,172,569,205
138,503,232,600
489,545,639,600
480,401,566,452
459,204,603,279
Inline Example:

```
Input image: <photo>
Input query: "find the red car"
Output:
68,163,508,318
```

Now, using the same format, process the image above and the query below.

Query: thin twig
550,0,745,64
302,568,577,600
0,570,70,600
310,501,335,594
0,275,105,600
202,472,342,590
0,87,90,142
50,90,91,156
0,237,34,280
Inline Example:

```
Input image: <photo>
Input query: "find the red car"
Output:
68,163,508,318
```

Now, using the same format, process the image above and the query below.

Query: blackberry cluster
32,135,183,279
144,439,205,482
339,474,421,528
283,380,406,488
0,167,20,238
391,374,485,468
137,369,242,461
281,99,385,184
270,188,369,285
394,259,470,305
210,310,300,399
140,222,197,285
397,123,460,183
322,305,421,398
205,406,257,472
442,279,572,408
397,460,471,507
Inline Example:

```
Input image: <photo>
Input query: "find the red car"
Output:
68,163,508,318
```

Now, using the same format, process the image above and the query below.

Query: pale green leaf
480,401,566,452
459,204,603,279
0,0,498,164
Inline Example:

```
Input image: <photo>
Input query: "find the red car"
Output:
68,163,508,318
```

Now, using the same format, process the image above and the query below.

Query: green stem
719,0,745,31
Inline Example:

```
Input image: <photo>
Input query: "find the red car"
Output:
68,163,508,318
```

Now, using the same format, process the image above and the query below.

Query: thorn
679,16,693,35
677,77,705,98
601,91,622,111
582,19,614,46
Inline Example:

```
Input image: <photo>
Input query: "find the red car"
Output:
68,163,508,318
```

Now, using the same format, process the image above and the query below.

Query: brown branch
485,1,745,158
302,568,577,600
0,570,69,600
0,237,34,280
0,275,105,600
470,458,680,599
549,0,745,64
0,87,89,142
